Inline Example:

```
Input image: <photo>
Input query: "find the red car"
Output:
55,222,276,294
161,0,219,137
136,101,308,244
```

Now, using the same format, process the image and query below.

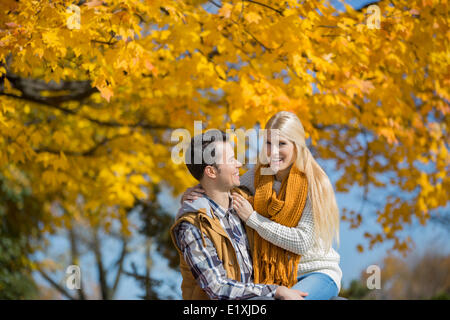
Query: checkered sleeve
175,221,278,300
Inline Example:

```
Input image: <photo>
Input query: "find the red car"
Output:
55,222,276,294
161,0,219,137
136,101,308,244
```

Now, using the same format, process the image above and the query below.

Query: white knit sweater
240,168,342,291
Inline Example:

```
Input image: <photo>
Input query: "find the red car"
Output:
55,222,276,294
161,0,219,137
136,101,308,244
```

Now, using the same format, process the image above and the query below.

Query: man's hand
231,192,254,223
180,184,205,204
274,286,308,300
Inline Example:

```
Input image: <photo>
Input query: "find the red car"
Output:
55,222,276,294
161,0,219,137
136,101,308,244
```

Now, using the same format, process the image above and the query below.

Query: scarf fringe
251,164,308,288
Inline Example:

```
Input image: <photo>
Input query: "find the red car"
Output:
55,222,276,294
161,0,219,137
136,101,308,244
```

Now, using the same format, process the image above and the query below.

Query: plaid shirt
174,193,278,300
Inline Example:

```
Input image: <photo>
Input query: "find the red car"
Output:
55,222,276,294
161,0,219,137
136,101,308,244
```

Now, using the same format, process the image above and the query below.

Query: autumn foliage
0,0,448,262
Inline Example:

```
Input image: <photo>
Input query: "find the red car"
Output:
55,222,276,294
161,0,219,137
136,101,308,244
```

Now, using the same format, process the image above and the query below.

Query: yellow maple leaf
244,12,262,24
96,85,114,102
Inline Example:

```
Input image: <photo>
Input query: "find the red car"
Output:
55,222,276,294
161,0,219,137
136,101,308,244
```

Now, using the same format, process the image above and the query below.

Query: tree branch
37,268,76,300
69,227,87,300
111,236,128,298
244,0,284,16
92,227,110,300
33,133,132,157
1,88,174,132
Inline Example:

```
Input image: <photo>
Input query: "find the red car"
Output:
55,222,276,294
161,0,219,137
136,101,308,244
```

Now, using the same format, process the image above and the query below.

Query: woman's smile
270,157,284,165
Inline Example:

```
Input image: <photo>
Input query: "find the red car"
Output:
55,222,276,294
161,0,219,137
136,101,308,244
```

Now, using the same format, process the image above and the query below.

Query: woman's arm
180,184,205,204
238,167,255,195
233,192,315,255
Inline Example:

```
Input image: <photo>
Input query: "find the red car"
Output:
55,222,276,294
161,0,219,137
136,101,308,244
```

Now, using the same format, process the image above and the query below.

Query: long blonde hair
257,111,340,251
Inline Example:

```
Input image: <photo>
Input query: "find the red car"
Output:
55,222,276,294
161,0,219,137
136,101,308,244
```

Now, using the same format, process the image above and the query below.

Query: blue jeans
291,272,339,300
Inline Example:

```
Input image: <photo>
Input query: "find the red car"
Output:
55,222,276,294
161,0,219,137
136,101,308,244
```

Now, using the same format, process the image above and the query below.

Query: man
170,130,308,300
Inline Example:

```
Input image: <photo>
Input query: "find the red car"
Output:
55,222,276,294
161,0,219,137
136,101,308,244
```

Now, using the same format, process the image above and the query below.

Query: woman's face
266,131,296,172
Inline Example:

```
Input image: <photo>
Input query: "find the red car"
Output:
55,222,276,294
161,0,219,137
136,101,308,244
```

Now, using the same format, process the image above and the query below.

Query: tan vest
170,188,254,300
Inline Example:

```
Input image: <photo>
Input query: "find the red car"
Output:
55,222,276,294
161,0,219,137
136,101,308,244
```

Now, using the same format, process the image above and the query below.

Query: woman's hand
275,286,308,300
180,184,205,204
232,192,254,223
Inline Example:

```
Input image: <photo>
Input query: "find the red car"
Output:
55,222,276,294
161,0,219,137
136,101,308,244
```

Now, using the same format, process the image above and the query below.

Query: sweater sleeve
245,191,316,255
239,167,255,195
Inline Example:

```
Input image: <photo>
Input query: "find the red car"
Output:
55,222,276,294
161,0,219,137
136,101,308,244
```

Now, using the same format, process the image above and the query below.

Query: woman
182,111,342,300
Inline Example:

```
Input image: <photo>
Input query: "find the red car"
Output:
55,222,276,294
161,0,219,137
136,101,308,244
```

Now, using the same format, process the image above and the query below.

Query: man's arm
175,221,277,300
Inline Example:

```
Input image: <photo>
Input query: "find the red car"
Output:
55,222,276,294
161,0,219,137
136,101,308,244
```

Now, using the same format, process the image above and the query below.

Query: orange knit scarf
249,164,308,287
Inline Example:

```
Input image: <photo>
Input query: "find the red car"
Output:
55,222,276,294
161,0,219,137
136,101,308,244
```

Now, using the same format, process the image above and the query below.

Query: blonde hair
257,111,340,251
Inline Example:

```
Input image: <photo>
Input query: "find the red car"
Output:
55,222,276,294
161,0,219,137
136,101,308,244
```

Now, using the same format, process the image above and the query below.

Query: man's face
209,141,242,190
